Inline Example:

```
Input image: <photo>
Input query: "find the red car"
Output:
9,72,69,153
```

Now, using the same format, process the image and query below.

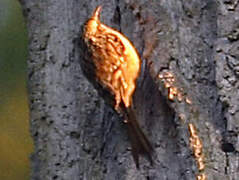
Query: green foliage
0,0,33,179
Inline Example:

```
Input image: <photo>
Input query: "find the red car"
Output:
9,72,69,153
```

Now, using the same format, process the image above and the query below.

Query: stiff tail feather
126,107,153,168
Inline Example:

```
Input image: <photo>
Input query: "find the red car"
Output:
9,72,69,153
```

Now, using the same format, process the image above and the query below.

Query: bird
82,5,153,168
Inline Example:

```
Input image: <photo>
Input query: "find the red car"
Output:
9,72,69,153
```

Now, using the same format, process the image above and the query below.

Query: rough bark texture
19,0,239,179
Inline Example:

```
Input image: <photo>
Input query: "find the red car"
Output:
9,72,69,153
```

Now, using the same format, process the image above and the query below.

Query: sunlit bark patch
197,173,207,180
188,123,207,180
158,71,192,104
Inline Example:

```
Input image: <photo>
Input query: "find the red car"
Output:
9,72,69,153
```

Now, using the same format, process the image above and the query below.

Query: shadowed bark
19,0,239,179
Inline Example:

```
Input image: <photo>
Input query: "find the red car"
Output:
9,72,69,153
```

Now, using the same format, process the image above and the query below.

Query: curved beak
92,6,102,20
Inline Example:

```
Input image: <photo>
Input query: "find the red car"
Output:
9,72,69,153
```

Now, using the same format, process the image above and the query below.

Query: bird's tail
125,107,153,168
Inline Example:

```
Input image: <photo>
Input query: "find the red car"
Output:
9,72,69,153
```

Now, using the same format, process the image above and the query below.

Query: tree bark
19,0,239,180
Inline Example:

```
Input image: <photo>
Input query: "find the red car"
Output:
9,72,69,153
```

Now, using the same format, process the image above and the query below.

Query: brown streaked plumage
82,6,153,168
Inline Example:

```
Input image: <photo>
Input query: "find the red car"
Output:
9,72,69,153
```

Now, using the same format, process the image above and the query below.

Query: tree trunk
19,0,239,179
